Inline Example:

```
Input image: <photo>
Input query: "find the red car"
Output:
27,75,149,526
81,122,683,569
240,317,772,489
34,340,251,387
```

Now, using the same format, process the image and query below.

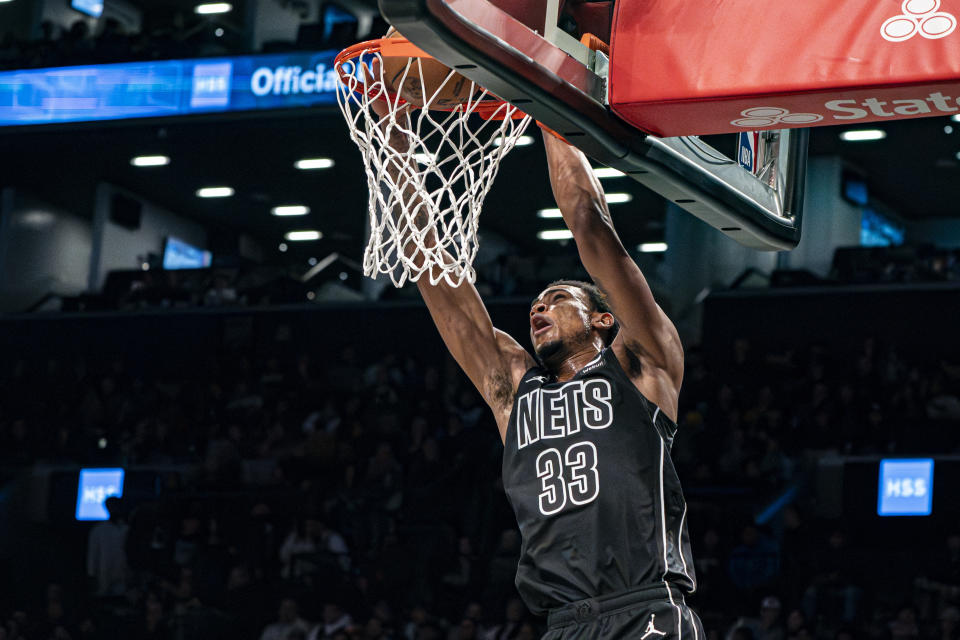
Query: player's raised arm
372,100,534,437
542,132,683,390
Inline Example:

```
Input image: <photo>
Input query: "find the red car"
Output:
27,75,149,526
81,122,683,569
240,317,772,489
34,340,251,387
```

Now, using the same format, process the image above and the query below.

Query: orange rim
334,37,526,120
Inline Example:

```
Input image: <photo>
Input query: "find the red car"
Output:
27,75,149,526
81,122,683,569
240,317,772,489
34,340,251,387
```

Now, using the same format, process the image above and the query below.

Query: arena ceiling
0,107,958,268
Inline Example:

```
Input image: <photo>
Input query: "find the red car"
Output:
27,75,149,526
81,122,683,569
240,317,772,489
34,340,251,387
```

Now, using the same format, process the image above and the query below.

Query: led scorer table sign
877,458,934,517
0,51,340,126
76,468,125,521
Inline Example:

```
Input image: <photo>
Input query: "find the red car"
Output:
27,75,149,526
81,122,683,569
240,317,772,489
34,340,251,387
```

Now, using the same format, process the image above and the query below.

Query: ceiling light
605,193,633,204
955,151,960,161
215,28,224,37
954,115,960,122
285,230,322,241
19,211,55,228
272,205,310,217
131,155,169,167
278,243,288,252
638,242,668,253
537,208,563,218
946,125,955,134
493,135,535,147
295,157,334,170
593,167,625,179
195,3,232,14
537,229,574,241
196,186,234,198
414,153,435,165
839,129,887,142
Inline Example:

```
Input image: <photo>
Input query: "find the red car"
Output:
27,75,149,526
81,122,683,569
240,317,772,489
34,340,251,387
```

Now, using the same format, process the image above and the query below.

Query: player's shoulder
612,332,683,387
610,337,681,422
494,329,536,369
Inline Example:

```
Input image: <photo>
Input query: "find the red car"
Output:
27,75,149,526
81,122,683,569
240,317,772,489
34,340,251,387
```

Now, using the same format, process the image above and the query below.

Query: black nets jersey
501,347,696,615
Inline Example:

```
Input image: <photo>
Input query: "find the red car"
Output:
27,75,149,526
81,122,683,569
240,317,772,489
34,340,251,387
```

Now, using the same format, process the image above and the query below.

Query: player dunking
373,89,704,636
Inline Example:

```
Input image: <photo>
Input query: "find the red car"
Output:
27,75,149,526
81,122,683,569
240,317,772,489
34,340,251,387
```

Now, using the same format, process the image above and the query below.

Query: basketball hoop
335,36,532,288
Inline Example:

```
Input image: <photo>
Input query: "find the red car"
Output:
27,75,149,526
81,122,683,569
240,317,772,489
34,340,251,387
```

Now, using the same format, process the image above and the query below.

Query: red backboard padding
609,0,960,136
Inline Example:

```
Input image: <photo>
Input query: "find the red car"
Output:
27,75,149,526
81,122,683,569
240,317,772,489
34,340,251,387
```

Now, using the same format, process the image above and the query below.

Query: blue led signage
0,51,340,126
878,458,934,517
76,468,125,521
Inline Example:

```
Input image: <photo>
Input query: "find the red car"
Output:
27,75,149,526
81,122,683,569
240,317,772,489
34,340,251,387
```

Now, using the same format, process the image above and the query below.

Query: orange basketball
379,29,474,109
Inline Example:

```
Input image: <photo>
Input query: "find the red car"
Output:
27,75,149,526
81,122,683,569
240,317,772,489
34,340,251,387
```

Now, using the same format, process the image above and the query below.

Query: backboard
377,0,808,251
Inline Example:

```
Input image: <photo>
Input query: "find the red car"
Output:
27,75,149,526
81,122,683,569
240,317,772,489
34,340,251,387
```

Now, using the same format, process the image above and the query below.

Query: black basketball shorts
542,584,705,640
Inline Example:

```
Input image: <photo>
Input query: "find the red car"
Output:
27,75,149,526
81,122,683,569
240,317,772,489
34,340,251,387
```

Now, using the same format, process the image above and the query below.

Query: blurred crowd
0,310,958,639
829,246,960,285
0,8,389,72
48,242,960,315
0,16,234,71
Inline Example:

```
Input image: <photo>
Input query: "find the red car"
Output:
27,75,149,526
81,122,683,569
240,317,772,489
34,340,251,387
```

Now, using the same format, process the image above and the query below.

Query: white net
335,42,532,287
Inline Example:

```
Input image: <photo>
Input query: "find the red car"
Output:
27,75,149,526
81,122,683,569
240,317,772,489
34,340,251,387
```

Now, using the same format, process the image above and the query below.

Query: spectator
726,596,785,640
727,526,779,601
86,496,128,597
889,605,921,639
483,598,525,640
307,603,352,640
801,530,863,626
939,606,960,640
260,598,310,640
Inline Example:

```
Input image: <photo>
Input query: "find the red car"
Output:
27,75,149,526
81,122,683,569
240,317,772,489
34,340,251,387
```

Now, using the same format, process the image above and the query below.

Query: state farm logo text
882,0,956,41
731,107,823,128
731,91,960,129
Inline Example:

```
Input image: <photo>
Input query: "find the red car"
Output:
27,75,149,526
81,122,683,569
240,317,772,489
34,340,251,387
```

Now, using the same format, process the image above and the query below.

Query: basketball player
371,93,703,636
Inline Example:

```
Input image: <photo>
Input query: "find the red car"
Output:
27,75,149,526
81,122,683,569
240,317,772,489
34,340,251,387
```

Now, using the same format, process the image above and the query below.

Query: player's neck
547,345,603,382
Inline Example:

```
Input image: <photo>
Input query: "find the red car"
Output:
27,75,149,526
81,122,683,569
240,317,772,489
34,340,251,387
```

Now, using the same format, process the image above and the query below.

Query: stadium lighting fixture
285,230,322,241
196,186,234,198
195,3,232,14
493,135,535,147
537,208,563,219
953,115,960,122
593,167,625,179
272,205,310,217
537,229,574,241
130,155,170,167
605,193,633,204
294,158,334,170
840,129,887,142
638,242,668,253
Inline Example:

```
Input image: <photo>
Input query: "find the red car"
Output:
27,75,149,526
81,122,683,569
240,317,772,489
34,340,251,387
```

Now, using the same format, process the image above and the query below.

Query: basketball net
335,39,532,287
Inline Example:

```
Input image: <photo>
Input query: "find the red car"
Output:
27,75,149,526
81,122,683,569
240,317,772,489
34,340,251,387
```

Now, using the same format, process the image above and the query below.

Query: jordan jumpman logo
640,614,667,639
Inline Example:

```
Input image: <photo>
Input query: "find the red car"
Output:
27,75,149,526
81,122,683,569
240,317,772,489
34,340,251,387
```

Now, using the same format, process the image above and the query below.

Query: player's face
529,286,593,357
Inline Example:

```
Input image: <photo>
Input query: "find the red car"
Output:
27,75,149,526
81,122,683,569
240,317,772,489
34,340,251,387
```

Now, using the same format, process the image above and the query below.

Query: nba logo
738,131,759,173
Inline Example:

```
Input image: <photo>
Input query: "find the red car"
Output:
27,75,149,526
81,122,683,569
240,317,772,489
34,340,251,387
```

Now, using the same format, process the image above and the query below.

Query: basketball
379,29,474,109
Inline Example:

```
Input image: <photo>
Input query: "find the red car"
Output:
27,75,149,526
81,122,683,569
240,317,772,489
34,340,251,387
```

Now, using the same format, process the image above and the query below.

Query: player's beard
534,320,592,369
534,338,564,363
